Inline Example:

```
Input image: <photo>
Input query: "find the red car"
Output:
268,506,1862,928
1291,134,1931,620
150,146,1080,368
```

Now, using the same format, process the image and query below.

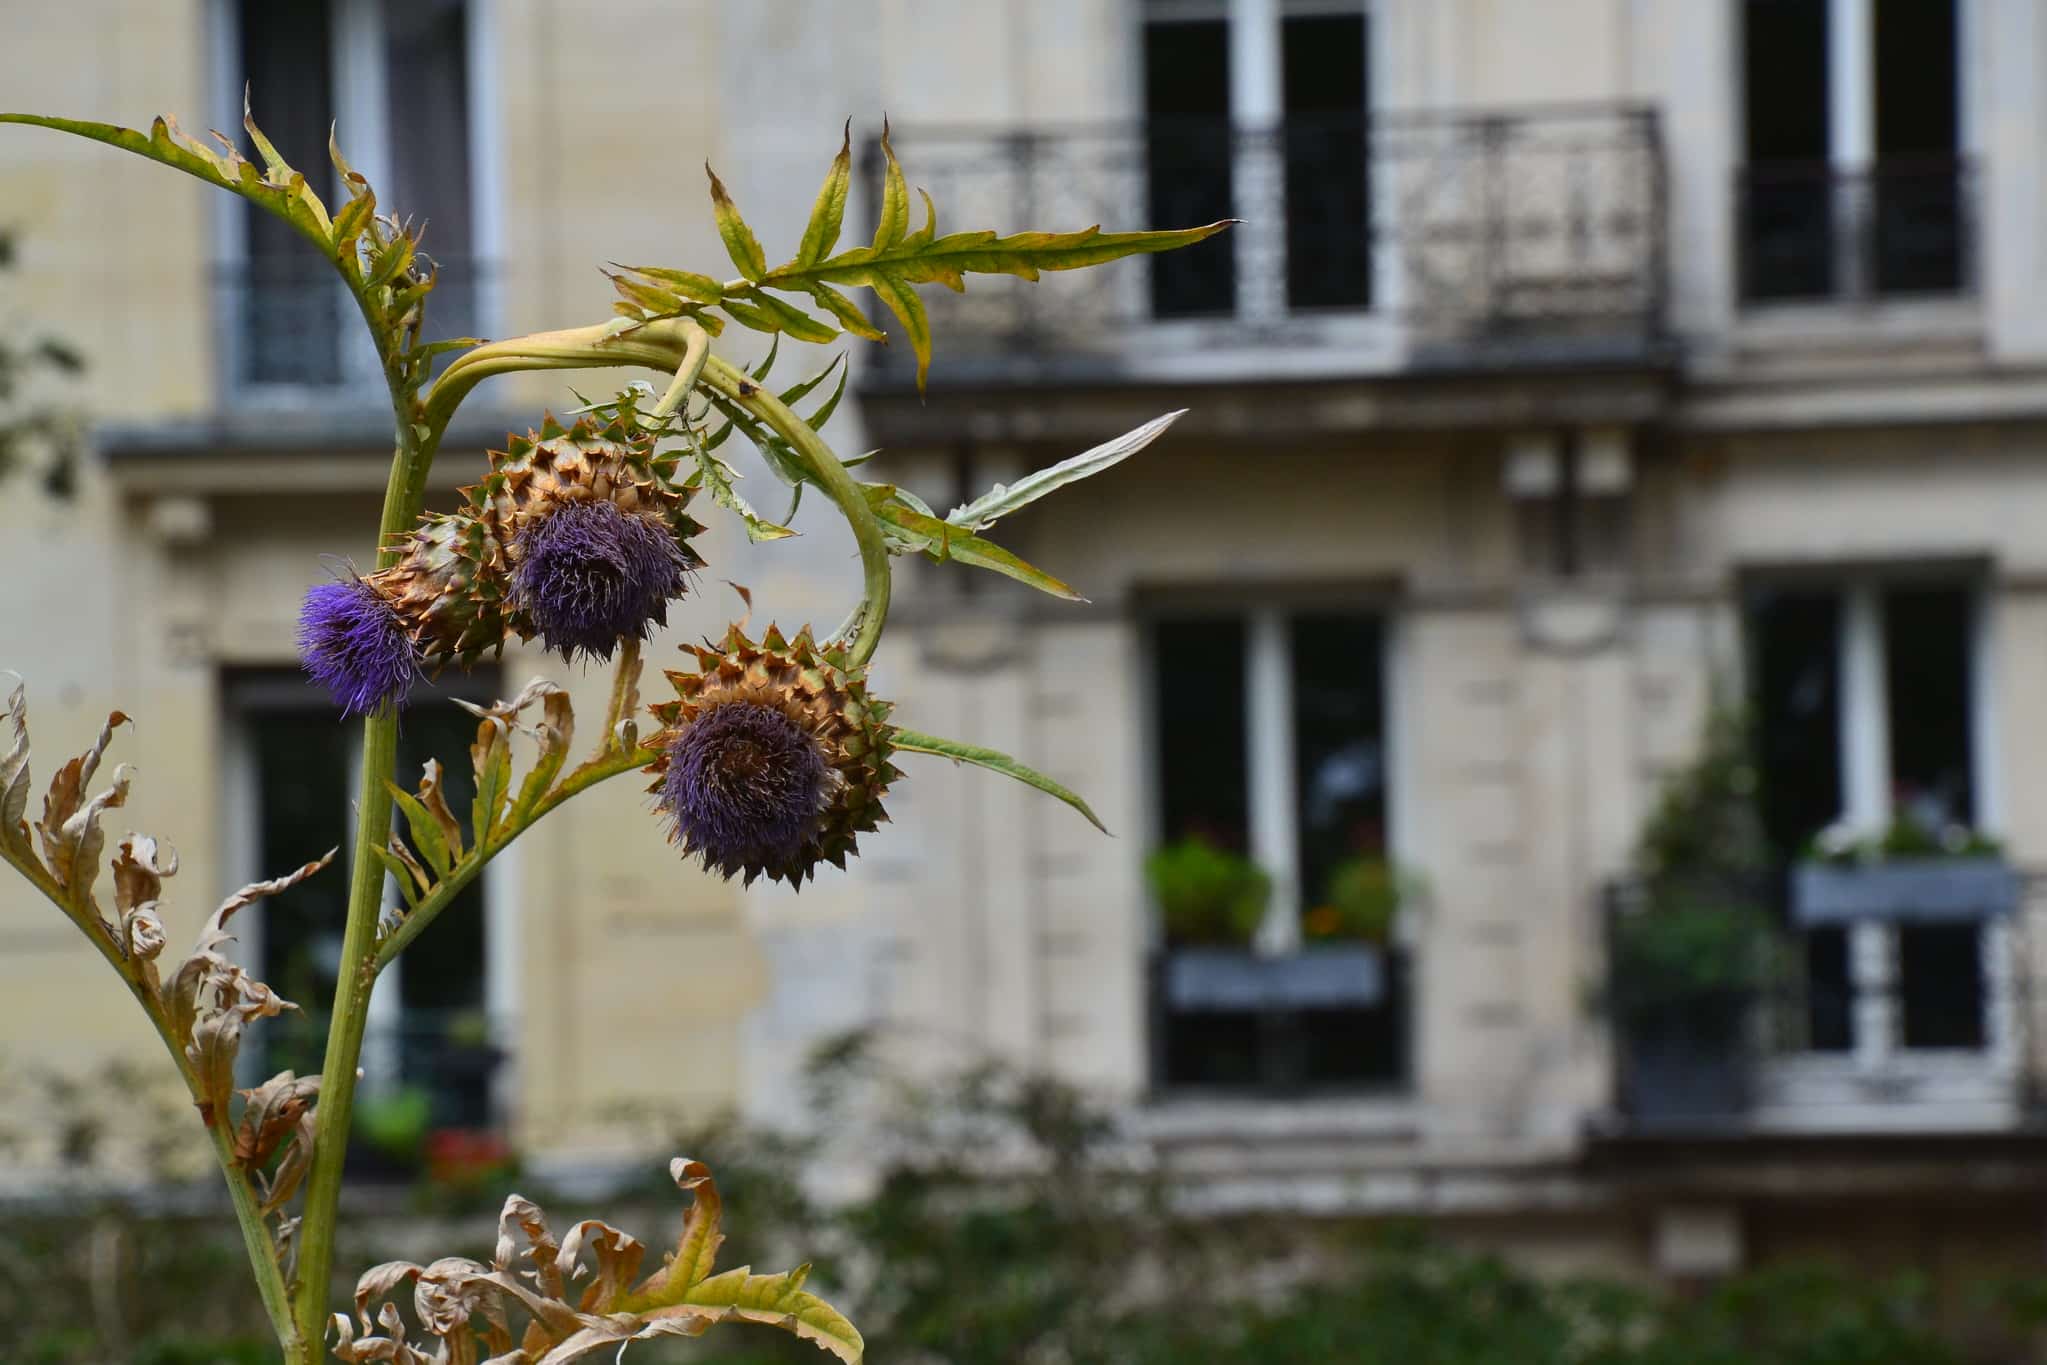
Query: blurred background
7,0,2047,1360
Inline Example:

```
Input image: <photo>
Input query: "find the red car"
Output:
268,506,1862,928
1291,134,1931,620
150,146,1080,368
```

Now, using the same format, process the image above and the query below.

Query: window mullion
1247,608,1301,954
1839,581,1890,830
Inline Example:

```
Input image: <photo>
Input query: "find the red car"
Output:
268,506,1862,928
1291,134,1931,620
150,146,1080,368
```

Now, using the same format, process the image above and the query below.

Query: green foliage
892,728,1107,832
352,1086,430,1170
1146,836,1271,946
1638,707,1770,893
613,124,1233,389
1304,854,1412,943
1802,813,2004,865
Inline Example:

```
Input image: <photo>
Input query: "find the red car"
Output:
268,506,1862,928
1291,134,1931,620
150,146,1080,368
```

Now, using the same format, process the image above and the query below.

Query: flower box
1791,857,2018,926
1160,945,1386,1012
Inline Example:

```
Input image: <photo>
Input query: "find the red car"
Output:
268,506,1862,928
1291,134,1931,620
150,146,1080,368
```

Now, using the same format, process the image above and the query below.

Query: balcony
216,254,493,404
859,104,1667,391
1601,865,2040,1138
1736,158,1975,306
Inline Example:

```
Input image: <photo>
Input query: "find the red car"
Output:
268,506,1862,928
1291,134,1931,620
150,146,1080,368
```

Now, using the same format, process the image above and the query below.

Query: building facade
6,0,2047,1285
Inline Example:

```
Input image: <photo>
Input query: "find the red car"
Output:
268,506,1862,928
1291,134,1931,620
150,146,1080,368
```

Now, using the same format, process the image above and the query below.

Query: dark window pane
1884,584,1974,831
1290,613,1385,912
1282,14,1370,310
1898,921,1985,1049
384,0,481,344
1748,586,1843,857
1875,0,1957,160
1805,926,1853,1052
1153,618,1250,852
1741,0,1832,301
239,0,342,384
1160,1010,1262,1089
1144,20,1236,317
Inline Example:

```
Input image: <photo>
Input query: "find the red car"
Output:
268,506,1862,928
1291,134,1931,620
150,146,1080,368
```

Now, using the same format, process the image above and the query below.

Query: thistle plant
0,99,1224,1363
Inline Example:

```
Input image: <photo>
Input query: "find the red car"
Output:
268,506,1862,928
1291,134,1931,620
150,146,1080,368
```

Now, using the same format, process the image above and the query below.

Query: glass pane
238,0,343,384
1153,617,1250,852
1144,19,1236,318
1282,14,1370,310
1884,584,1974,832
1290,613,1385,914
1741,0,1833,301
1747,586,1842,857
1805,926,1853,1052
1898,921,1986,1049
383,0,481,343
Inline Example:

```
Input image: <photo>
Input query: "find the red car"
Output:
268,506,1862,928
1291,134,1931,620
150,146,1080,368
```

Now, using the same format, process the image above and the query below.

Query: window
1147,605,1407,1093
1738,0,1966,302
227,670,504,1132
1748,577,1995,1056
226,0,484,393
1140,1,1371,320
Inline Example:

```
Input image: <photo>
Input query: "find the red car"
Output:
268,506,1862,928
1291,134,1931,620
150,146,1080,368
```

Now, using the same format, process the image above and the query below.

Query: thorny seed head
297,577,421,716
509,499,694,661
658,699,835,870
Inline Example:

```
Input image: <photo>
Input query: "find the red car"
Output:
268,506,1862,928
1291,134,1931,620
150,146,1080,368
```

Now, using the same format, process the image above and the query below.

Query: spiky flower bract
472,414,705,661
648,623,899,886
297,577,420,716
365,511,513,669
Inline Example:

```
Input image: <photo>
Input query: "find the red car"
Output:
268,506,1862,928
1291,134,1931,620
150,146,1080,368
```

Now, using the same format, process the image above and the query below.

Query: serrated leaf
0,111,336,256
687,450,796,542
950,410,1185,530
777,352,845,408
737,288,838,344
892,728,1108,833
795,120,852,269
706,163,767,282
470,717,514,846
866,272,931,388
371,845,425,909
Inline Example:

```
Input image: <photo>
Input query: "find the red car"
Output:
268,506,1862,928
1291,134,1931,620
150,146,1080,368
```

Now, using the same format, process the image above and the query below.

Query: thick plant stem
697,354,892,666
291,403,430,1357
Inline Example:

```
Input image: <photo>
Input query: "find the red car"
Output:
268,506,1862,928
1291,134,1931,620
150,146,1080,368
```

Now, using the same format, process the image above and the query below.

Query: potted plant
348,1085,431,1183
1303,854,1412,946
1146,837,1270,948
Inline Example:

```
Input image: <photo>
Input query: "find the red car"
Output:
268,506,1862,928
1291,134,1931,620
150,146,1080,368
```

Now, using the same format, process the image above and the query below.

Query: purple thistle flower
510,500,694,661
659,700,833,874
297,578,421,716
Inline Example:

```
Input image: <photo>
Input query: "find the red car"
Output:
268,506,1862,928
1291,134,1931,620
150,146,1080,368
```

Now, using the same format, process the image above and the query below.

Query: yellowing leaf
796,120,853,268
707,163,768,282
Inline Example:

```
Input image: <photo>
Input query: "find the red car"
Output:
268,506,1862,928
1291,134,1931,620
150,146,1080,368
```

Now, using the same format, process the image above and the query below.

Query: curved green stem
697,354,892,666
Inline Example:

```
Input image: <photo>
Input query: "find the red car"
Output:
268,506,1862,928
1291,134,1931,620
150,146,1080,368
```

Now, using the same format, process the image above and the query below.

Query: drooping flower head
647,624,899,886
473,414,705,661
297,509,516,714
297,576,421,716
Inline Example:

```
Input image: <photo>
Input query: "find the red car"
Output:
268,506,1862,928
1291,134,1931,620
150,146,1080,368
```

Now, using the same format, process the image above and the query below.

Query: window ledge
1730,296,1983,353
1132,1094,1421,1147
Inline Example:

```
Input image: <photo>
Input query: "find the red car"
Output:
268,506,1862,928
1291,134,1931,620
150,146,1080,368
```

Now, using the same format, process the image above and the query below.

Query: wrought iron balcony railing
1737,158,1975,306
861,105,1665,380
217,254,494,400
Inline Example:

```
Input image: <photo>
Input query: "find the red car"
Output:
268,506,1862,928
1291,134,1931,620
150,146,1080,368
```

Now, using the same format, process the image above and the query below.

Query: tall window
1739,0,1965,302
229,0,481,392
1149,606,1404,1092
1748,578,1991,1054
228,670,502,1130
1141,1,1371,320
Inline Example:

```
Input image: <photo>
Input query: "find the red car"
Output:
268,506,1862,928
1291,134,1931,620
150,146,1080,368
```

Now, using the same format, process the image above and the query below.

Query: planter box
1161,946,1385,1011
1623,1036,1750,1128
1792,857,2017,926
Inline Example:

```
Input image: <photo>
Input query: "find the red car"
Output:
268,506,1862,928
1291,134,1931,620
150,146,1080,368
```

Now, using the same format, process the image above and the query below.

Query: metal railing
1736,158,1975,305
860,105,1666,379
217,254,494,399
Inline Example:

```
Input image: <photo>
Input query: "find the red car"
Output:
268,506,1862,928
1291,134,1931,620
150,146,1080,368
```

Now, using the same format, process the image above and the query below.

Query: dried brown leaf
232,1070,320,1167
259,1110,318,1216
34,709,130,899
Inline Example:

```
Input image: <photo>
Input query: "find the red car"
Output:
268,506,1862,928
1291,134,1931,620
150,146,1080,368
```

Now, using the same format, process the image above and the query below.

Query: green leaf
736,289,838,344
686,448,797,542
950,410,1185,530
892,728,1109,834
624,263,726,304
706,163,767,282
749,333,781,382
866,272,932,389
470,722,514,847
867,489,1084,600
386,783,456,879
803,281,886,342
871,119,909,251
777,352,845,408
0,111,336,255
795,120,853,268
804,358,851,431
371,845,426,909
